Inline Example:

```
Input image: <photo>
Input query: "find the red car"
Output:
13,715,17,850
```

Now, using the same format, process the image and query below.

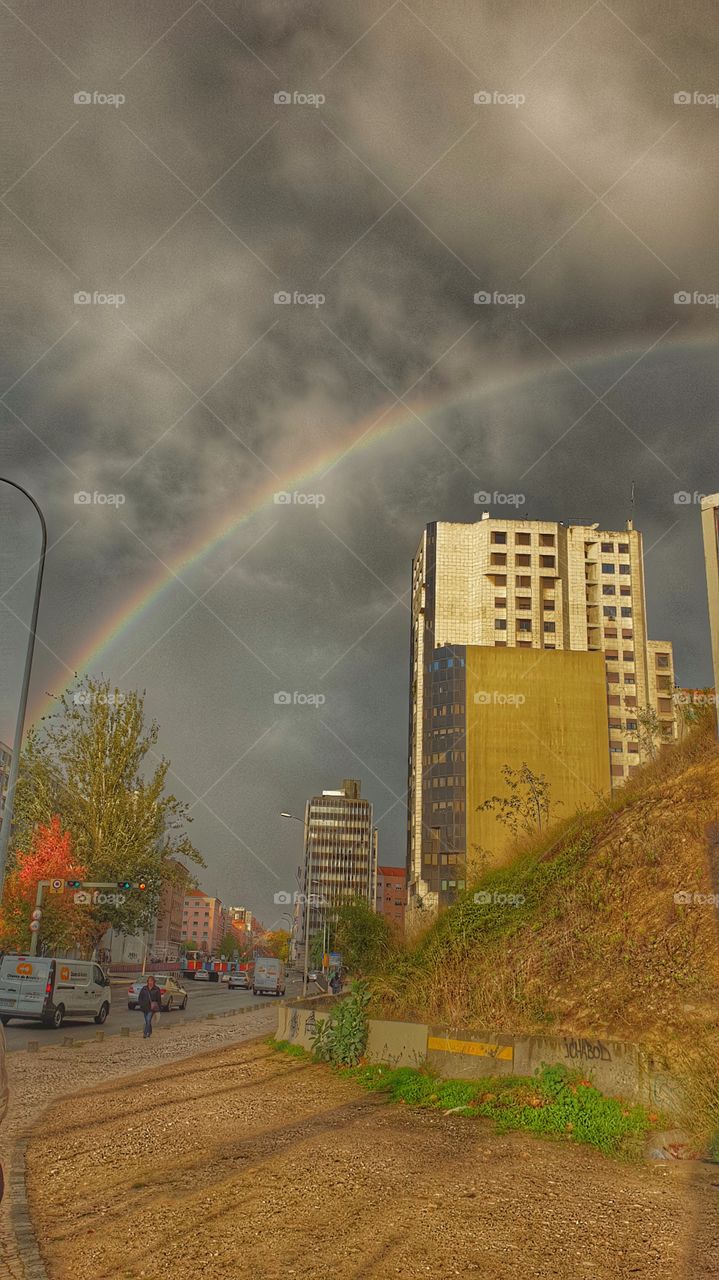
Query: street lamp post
0,479,47,889
281,809,312,996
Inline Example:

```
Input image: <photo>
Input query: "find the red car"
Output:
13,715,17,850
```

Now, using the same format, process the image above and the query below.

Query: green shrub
311,981,370,1066
348,1061,653,1157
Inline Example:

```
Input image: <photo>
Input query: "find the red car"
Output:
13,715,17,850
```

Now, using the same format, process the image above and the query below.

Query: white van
0,954,111,1029
253,957,286,996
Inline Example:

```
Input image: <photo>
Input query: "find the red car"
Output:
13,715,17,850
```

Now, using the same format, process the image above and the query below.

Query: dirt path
0,1006,278,1280
24,1040,719,1280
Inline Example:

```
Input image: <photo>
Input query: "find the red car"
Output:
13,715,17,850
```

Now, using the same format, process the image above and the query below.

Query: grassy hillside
377,721,719,1052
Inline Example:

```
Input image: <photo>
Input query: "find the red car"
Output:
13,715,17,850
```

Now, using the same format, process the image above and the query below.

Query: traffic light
117,880,131,891
66,879,81,889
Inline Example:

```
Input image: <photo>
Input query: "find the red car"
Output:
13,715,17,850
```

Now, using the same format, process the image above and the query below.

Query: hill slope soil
381,729,719,1059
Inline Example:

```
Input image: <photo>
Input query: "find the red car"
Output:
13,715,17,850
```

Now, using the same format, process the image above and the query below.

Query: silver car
127,975,188,1012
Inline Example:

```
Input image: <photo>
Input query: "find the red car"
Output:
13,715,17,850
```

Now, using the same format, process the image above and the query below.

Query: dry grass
376,723,719,1056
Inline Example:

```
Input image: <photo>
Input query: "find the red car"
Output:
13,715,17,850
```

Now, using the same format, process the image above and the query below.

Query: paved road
3,972,304,1050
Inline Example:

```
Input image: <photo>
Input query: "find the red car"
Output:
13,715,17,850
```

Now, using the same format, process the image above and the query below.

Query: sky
1,0,718,923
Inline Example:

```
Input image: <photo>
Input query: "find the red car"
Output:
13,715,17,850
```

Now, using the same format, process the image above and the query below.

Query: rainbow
38,328,716,719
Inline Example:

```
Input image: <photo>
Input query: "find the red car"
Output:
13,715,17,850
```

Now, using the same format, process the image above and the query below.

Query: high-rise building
376,865,407,932
299,779,377,950
407,516,677,915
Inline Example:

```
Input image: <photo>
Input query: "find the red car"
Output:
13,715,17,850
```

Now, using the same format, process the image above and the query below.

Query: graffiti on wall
563,1037,611,1062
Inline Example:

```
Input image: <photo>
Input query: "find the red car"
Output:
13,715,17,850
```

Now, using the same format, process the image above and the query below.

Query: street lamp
0,479,47,889
281,808,312,996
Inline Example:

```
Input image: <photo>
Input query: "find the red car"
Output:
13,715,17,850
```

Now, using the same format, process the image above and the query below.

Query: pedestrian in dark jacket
138,975,162,1038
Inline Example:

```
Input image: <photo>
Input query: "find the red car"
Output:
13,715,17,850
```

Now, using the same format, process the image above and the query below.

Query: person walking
138,975,162,1038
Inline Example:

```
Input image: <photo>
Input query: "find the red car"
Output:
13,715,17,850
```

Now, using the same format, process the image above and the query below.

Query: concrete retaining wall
276,999,680,1112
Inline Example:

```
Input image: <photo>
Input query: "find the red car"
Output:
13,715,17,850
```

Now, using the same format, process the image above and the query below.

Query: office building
407,516,678,915
299,779,377,949
376,865,407,932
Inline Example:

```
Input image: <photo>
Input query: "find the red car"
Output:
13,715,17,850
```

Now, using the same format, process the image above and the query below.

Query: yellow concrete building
464,647,610,864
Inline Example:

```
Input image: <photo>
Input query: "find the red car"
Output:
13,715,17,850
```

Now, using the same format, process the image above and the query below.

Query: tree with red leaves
0,816,97,954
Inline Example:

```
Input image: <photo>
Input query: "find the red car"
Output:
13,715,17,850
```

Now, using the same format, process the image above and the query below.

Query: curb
5,1001,270,1053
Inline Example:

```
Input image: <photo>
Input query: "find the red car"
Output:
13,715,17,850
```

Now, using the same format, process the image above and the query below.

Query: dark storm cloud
1,0,718,915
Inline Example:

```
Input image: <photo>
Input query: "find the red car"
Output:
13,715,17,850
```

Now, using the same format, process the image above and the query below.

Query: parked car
228,969,252,989
0,954,111,1029
253,957,286,997
127,975,188,1012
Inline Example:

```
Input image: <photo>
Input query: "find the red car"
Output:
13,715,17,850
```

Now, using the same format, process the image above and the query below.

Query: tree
0,816,97,954
333,898,393,975
263,929,290,963
219,932,238,959
623,705,661,761
477,762,558,839
11,676,204,936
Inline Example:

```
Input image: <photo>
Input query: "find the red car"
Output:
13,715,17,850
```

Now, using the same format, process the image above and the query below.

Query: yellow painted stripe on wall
427,1036,514,1061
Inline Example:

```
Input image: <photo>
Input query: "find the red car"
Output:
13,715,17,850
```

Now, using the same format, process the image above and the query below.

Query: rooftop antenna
628,481,636,530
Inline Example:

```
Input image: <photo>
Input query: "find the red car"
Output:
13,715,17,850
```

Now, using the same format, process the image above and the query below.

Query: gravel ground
0,1006,278,1280
20,1038,719,1280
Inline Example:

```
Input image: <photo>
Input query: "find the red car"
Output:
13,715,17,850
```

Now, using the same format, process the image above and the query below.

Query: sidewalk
0,1004,278,1280
12,1038,719,1280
